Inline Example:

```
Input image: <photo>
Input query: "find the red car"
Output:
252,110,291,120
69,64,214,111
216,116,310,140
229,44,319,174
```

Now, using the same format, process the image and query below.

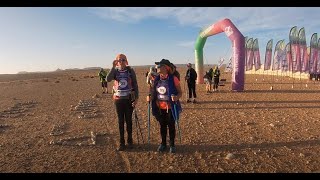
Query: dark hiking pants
114,99,133,145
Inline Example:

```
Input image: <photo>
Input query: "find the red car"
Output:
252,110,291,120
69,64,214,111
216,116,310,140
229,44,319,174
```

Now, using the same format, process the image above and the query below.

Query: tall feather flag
289,26,301,73
264,39,273,70
253,38,261,70
272,40,284,71
307,46,310,65
286,42,292,72
309,33,318,74
279,40,288,72
316,38,320,74
244,36,248,68
246,38,254,71
298,28,308,72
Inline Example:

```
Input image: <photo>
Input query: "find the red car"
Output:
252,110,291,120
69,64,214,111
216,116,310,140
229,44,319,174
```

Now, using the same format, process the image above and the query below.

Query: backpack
151,74,182,120
204,71,210,79
208,68,213,79
169,63,181,81
99,70,107,81
213,68,220,77
173,70,180,81
113,66,135,92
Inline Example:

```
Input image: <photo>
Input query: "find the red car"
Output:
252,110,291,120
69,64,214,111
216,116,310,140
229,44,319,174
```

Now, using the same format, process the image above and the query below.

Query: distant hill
64,68,81,71
17,71,50,74
15,64,227,75
83,67,101,70
17,71,29,74
131,64,219,68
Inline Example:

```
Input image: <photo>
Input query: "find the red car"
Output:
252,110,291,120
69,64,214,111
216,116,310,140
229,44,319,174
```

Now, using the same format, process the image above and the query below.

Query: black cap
155,59,172,67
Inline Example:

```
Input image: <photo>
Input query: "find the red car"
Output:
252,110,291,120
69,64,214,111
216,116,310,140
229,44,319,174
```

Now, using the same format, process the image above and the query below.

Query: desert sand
1,67,320,173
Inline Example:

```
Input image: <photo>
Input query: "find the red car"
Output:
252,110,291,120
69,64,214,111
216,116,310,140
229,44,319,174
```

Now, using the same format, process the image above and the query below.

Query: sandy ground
1,67,320,173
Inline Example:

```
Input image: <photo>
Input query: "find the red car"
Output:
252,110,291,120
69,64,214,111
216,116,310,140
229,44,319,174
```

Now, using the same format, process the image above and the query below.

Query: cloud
90,7,320,34
90,7,320,49
177,41,194,48
90,7,179,23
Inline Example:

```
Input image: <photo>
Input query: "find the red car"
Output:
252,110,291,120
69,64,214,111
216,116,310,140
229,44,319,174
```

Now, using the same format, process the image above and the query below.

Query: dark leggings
213,77,219,89
101,81,107,88
187,81,197,99
114,99,133,145
155,109,176,147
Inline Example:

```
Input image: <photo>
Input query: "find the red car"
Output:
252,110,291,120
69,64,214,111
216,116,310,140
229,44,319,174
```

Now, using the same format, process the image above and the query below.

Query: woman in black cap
147,59,182,153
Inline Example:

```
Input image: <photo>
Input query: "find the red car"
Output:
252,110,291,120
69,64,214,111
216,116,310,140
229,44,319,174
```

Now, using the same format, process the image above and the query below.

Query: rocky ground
1,67,320,173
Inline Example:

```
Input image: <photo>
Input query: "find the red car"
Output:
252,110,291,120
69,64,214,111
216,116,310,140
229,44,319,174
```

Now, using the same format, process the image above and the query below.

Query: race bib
115,90,130,97
157,86,167,94
158,94,169,100
119,79,128,88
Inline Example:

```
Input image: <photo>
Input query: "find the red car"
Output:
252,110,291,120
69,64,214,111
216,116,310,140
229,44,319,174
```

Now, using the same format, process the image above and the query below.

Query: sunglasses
118,58,126,62
155,64,165,69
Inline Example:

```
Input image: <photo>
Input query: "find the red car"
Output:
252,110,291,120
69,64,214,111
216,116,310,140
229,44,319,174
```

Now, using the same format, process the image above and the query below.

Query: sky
1,7,320,74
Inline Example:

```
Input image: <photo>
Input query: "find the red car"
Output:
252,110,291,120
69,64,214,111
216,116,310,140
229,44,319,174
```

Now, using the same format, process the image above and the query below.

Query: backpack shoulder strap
123,66,132,77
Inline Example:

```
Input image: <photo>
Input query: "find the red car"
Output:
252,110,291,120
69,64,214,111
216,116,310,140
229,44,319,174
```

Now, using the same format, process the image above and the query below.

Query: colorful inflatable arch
195,18,245,91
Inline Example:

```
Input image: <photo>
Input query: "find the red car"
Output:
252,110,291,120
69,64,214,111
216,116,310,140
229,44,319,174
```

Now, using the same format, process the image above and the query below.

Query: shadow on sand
177,138,320,154
123,138,320,154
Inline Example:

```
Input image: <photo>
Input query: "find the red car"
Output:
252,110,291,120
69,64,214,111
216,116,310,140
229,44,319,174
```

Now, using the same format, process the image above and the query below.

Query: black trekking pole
171,95,182,144
147,94,151,149
183,81,187,101
133,109,140,145
133,108,145,144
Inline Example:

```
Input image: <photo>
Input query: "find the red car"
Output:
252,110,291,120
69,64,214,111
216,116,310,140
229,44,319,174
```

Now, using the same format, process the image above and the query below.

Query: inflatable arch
195,18,245,91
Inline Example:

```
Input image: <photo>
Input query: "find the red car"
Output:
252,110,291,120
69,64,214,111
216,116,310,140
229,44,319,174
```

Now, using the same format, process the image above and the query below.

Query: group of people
102,54,183,153
203,66,221,93
101,53,220,153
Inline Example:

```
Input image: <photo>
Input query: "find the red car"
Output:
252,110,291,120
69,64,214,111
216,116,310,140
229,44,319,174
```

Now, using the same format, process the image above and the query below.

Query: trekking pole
174,104,182,144
171,95,182,144
147,94,151,149
133,109,140,145
183,81,187,101
134,108,145,144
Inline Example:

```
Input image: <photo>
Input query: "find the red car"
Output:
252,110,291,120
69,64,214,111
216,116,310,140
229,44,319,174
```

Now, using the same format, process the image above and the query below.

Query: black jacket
185,68,197,83
208,68,213,79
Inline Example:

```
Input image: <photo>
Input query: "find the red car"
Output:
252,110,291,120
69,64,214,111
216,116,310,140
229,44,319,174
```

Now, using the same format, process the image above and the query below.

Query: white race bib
158,94,169,100
157,86,167,94
115,90,130,97
119,79,128,88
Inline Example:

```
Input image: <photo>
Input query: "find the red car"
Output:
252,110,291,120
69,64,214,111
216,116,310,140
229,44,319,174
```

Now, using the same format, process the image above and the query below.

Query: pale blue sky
1,7,320,74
